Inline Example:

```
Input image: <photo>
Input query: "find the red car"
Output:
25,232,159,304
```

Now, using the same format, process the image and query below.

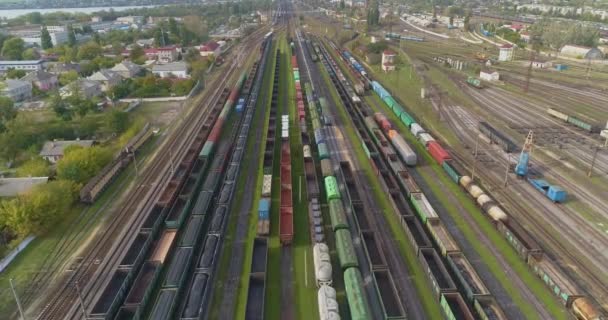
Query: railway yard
9,1,608,320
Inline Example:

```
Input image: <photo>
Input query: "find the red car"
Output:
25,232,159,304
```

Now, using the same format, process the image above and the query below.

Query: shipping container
428,141,451,164
387,130,417,166
343,268,372,320
400,112,416,128
335,229,358,269
374,113,392,132
418,133,435,146
572,297,601,320
318,143,330,160
262,175,272,197
258,198,270,220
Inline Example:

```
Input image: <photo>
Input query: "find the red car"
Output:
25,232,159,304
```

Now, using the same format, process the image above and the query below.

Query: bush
16,157,51,177
56,146,113,184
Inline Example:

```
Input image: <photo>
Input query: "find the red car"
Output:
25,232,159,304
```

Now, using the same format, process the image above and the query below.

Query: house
381,50,397,72
520,32,530,43
40,139,95,163
480,69,500,81
199,41,221,57
560,45,605,60
21,70,59,91
0,60,44,73
111,60,143,78
152,62,189,78
1,79,33,102
50,62,81,74
60,79,102,99
145,46,180,63
87,69,123,91
498,44,514,62
0,177,49,197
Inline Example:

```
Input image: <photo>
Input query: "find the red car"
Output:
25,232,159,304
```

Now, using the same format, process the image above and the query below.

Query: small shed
479,69,500,82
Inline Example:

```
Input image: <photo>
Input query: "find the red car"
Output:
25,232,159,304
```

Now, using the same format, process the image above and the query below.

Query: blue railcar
258,198,270,219
528,179,567,203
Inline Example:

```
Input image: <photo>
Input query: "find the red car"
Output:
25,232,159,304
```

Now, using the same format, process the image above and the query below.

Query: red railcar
279,207,293,244
428,141,451,165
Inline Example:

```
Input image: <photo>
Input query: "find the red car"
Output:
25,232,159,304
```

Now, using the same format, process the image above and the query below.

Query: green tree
0,96,16,133
49,94,73,121
22,48,39,60
0,180,79,236
58,70,79,86
105,109,130,133
67,24,77,47
5,69,26,79
77,41,102,60
129,45,145,61
16,157,51,177
26,12,42,24
169,18,179,37
1,38,25,60
56,146,113,184
367,0,380,27
41,26,53,49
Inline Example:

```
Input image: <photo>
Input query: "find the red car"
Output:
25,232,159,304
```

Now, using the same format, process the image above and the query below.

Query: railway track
32,29,269,320
312,33,430,319
440,99,608,313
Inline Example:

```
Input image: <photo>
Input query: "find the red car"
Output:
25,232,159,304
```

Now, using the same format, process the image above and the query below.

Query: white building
479,69,500,82
152,62,189,78
20,30,68,47
381,50,397,72
532,60,553,69
1,79,33,102
499,44,514,62
0,60,44,72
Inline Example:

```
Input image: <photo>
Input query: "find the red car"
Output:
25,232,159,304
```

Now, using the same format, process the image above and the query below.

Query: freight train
79,123,153,203
367,62,601,320
547,108,602,133
324,40,602,320
319,41,495,320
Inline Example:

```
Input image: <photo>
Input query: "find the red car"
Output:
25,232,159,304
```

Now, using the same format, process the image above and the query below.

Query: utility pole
588,146,599,177
471,134,479,180
131,150,139,176
524,50,535,93
503,153,510,187
10,279,25,320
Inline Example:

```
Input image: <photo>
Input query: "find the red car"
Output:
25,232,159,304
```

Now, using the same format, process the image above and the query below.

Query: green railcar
318,142,330,160
319,97,330,115
328,198,348,231
467,76,482,88
442,160,462,184
566,116,598,133
400,112,416,127
335,229,358,269
324,175,340,201
199,141,214,158
344,268,372,320
312,118,322,131
382,96,397,109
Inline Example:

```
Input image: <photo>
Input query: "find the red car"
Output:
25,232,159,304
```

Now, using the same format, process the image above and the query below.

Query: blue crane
515,131,533,176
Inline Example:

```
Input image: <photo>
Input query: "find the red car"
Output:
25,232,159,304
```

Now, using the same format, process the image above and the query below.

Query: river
0,5,165,19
